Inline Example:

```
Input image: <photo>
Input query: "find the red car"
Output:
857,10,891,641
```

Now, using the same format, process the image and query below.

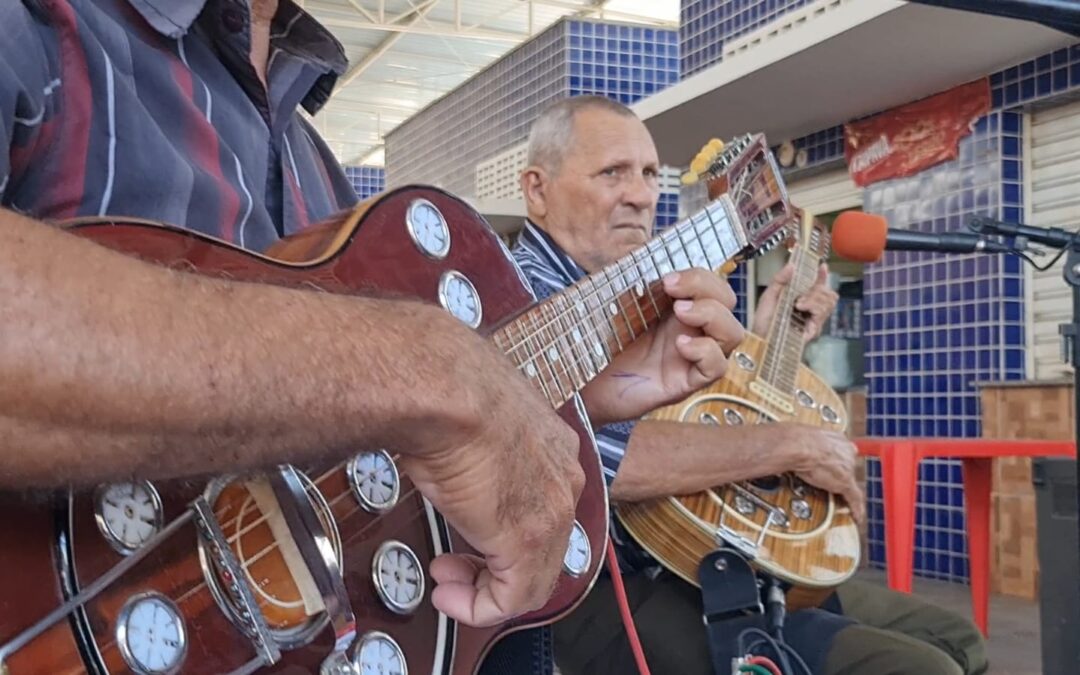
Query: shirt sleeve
0,3,59,205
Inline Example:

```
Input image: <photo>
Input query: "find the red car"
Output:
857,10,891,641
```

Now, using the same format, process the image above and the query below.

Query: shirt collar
126,0,347,113
518,220,588,286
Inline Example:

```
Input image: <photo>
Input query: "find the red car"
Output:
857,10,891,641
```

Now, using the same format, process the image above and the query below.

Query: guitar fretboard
758,225,825,395
493,196,746,409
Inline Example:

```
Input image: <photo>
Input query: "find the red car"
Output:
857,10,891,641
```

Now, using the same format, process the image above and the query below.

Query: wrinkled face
524,108,660,272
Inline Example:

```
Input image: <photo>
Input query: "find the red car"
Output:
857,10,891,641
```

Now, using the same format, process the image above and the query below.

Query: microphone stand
969,216,1080,569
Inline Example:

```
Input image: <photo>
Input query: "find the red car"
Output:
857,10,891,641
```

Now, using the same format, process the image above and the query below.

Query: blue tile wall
344,165,385,200
751,46,1080,581
386,18,678,196
680,0,813,77
568,22,680,103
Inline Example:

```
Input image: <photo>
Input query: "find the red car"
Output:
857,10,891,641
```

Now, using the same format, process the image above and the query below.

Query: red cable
748,655,784,675
605,538,652,675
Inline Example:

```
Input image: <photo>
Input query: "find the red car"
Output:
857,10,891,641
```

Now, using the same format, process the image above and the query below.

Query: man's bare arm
610,420,865,522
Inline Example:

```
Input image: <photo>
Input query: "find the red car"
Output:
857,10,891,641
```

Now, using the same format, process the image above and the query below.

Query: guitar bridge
714,483,791,558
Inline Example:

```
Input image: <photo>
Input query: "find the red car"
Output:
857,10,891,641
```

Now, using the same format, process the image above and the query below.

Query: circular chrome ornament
734,352,756,371
723,408,745,426
795,389,816,409
405,198,450,259
562,520,591,578
351,631,407,675
116,592,187,675
347,450,400,513
94,480,164,555
820,405,842,424
791,499,812,520
734,495,756,516
438,270,482,329
372,540,425,615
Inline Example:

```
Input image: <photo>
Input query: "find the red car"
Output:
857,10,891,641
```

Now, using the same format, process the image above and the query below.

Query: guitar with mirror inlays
0,133,793,675
616,203,860,611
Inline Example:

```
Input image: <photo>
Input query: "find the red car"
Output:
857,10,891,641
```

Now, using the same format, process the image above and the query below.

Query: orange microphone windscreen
832,211,889,263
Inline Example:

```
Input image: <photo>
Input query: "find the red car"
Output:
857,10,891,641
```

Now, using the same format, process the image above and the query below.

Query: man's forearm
609,419,805,502
0,208,493,487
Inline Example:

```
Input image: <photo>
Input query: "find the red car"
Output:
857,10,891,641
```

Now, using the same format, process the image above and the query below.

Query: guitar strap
698,548,767,674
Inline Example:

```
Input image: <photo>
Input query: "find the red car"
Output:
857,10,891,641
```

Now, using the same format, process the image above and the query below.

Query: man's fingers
675,334,728,385
673,298,745,352
664,269,737,309
429,553,552,627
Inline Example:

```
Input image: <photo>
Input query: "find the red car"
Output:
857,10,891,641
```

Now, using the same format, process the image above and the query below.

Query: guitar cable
606,538,653,675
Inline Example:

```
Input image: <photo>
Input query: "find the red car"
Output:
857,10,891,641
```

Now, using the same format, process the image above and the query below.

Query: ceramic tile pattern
344,165,385,200
385,19,679,198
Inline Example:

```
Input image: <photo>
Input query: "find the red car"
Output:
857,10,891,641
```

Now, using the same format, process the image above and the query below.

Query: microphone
832,212,1016,263
969,215,1077,250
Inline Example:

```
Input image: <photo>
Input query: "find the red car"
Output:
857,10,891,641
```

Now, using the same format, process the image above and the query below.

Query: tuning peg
719,260,738,275
680,171,699,185
707,138,725,154
689,154,710,176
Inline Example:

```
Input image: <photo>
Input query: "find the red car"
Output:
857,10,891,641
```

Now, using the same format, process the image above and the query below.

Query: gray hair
525,95,638,173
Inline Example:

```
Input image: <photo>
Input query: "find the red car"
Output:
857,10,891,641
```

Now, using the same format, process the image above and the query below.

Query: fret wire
581,278,616,366
618,255,649,332
686,216,716,271
528,308,567,405
632,248,662,321
673,224,697,273
593,271,625,353
551,295,589,388
539,301,576,392
560,291,598,379
603,264,638,343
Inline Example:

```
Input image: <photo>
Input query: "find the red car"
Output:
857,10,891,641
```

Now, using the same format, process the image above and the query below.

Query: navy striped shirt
1,0,358,251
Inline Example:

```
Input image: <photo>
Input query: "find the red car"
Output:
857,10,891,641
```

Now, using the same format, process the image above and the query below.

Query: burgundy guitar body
0,186,608,675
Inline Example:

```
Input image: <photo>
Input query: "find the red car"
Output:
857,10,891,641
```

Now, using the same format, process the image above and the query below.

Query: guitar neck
758,227,826,394
493,196,747,409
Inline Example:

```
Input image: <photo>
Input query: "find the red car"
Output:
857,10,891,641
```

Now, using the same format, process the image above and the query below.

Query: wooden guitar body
616,332,858,609
0,186,609,675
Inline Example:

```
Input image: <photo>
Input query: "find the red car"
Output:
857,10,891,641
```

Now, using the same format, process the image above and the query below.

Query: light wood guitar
616,208,860,610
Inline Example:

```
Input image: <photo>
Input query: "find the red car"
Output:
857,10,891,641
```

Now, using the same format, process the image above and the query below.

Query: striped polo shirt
1,0,358,251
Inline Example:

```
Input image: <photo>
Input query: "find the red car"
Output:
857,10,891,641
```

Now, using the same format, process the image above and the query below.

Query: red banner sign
843,78,992,188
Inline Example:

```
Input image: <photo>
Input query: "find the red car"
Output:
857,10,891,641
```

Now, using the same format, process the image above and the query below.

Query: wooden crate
979,381,1073,600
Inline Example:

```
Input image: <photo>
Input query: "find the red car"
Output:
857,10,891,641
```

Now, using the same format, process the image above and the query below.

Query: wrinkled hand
778,424,865,524
581,268,745,427
399,339,585,628
753,262,838,341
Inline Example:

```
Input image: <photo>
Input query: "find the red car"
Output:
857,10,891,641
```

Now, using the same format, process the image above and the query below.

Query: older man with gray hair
511,95,987,675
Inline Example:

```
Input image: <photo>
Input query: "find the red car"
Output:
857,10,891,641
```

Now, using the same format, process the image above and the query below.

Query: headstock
683,134,795,261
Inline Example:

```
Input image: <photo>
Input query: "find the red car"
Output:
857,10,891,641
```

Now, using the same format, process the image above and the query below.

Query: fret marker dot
576,302,586,317
572,329,583,343
593,342,604,357
525,363,537,377
548,347,559,361
634,282,644,297
609,303,618,316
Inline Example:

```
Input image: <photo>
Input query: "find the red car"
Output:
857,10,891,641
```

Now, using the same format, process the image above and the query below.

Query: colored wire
748,655,784,675
606,538,651,675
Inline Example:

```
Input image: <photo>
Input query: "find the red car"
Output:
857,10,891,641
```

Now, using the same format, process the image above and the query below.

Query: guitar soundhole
199,473,341,649
749,475,781,492
820,405,841,424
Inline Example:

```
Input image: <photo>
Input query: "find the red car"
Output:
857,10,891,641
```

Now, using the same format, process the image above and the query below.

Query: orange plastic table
853,437,1076,636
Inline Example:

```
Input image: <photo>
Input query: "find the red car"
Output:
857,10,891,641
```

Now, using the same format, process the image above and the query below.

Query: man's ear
520,165,549,219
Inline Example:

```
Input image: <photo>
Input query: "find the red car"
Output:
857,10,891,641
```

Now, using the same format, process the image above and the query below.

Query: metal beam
333,0,440,94
316,13,529,42
529,0,678,27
